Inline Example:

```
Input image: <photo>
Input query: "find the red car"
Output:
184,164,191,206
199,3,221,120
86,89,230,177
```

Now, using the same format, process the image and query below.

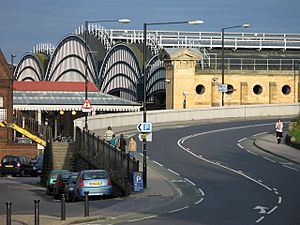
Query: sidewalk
0,163,177,225
254,133,300,165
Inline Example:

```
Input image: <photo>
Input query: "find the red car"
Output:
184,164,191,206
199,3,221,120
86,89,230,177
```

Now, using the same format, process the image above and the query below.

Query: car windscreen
2,156,19,163
82,171,107,180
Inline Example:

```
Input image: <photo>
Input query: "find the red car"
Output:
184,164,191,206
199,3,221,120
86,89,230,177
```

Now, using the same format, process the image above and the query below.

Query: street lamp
221,23,250,106
142,19,204,188
11,54,16,73
84,19,130,130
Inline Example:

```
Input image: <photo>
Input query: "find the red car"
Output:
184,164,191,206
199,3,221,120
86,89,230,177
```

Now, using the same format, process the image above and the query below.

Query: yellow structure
162,48,299,109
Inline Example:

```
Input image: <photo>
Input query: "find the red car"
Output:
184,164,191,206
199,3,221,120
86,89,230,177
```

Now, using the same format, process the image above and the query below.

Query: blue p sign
133,172,144,192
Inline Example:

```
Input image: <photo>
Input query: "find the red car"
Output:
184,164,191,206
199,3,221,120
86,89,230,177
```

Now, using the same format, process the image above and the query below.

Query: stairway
52,142,73,170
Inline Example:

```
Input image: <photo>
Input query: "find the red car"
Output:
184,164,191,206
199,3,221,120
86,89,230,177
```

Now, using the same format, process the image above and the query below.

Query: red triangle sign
82,99,92,109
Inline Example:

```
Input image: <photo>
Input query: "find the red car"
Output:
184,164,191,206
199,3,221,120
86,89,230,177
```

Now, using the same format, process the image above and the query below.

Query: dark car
32,155,43,176
53,171,71,199
64,172,79,202
0,155,35,176
46,170,70,196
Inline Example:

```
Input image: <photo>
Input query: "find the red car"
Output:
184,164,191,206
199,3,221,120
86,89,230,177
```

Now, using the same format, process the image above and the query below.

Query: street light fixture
84,19,130,130
221,23,250,106
142,19,204,188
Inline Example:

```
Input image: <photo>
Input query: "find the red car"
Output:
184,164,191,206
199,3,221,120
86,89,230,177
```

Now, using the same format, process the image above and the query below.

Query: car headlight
68,187,74,190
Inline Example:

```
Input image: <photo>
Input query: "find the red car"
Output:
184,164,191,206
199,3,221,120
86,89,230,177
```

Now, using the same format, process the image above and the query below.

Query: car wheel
20,170,25,177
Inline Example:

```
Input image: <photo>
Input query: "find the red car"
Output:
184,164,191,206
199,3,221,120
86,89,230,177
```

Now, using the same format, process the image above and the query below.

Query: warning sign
82,99,92,112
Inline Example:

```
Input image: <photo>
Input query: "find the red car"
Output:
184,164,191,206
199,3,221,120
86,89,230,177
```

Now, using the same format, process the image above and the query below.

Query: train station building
1,24,300,156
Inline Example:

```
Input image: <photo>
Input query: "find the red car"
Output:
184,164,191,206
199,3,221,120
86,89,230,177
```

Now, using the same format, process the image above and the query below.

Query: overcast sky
1,0,300,63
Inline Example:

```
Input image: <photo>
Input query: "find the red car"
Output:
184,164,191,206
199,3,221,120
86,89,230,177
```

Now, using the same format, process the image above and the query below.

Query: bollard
6,202,12,225
84,191,89,217
34,200,40,225
61,194,66,220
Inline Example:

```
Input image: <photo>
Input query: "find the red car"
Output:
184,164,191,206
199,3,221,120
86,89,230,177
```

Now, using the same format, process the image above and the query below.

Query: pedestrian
128,136,137,158
109,134,118,147
104,126,114,142
275,119,283,144
118,134,127,153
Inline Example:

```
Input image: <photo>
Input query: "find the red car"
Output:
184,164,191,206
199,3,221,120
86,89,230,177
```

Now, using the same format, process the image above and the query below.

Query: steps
52,142,73,170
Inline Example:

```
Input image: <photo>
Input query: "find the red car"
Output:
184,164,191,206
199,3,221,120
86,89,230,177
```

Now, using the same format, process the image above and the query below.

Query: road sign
218,84,228,93
137,122,152,133
82,99,92,112
133,172,143,192
138,133,152,142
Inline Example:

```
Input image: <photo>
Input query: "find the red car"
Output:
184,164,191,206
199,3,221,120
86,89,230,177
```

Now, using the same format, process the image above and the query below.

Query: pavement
2,132,299,225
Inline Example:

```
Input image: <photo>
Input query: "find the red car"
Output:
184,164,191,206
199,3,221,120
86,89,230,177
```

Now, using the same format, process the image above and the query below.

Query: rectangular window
0,109,7,121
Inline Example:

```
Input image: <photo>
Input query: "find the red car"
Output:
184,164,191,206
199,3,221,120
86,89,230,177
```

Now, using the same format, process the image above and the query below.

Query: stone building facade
163,48,299,109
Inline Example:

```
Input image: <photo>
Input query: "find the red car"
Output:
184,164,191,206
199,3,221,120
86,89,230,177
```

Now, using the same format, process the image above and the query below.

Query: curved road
127,118,300,225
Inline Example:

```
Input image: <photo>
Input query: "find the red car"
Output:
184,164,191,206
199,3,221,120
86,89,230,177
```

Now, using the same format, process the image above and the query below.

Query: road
125,118,300,225
1,118,300,225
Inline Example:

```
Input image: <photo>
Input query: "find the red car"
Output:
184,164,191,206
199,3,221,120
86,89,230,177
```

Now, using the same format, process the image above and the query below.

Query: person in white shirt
275,119,283,144
104,126,114,142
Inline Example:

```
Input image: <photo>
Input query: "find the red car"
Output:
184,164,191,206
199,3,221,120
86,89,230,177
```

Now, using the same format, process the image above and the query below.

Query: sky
1,0,300,63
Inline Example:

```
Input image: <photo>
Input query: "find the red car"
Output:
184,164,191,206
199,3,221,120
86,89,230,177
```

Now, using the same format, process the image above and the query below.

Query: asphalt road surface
122,118,300,225
1,118,300,225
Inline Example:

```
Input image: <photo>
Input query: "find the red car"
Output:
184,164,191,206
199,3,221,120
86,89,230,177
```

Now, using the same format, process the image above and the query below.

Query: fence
73,127,139,196
199,57,300,71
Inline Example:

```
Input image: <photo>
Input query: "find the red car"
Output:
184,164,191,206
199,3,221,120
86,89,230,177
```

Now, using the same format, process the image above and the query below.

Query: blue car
75,170,113,199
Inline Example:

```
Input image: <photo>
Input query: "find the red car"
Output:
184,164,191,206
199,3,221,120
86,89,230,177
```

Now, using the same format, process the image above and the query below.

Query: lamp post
142,19,204,188
11,54,16,73
84,19,130,130
221,23,250,106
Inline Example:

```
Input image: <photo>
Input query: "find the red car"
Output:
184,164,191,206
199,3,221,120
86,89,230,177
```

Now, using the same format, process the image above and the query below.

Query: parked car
32,155,43,176
0,155,35,176
64,172,79,202
75,170,113,200
46,170,69,196
53,171,71,199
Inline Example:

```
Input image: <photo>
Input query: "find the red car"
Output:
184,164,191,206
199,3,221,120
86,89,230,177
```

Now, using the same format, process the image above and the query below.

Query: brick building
0,49,37,159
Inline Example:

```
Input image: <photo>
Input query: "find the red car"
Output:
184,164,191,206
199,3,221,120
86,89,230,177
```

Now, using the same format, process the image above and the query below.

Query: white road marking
253,131,268,137
128,215,157,222
256,216,265,223
168,206,189,214
153,160,163,167
267,206,279,215
237,143,244,149
194,197,204,205
263,157,276,163
238,137,248,142
283,165,298,171
246,150,258,156
277,196,282,204
167,168,180,176
184,178,196,186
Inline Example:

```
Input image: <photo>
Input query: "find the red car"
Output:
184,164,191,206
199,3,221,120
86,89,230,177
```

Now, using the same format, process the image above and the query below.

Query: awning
13,91,141,112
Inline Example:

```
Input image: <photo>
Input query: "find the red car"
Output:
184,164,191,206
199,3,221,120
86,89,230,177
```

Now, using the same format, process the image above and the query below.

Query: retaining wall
74,103,300,131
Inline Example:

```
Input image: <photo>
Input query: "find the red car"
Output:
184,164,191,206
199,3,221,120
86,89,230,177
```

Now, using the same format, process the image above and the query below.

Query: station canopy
13,91,141,112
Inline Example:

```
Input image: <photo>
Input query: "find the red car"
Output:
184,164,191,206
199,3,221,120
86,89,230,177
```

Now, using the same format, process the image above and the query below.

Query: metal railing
198,57,300,71
105,29,300,51
74,127,139,196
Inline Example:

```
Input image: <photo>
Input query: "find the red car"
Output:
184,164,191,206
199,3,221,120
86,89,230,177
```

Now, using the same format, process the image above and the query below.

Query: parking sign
133,172,144,192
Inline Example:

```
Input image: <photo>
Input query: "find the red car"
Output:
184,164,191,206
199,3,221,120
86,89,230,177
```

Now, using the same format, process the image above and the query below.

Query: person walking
118,134,127,153
104,126,114,142
128,136,137,158
275,119,283,144
109,134,118,147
